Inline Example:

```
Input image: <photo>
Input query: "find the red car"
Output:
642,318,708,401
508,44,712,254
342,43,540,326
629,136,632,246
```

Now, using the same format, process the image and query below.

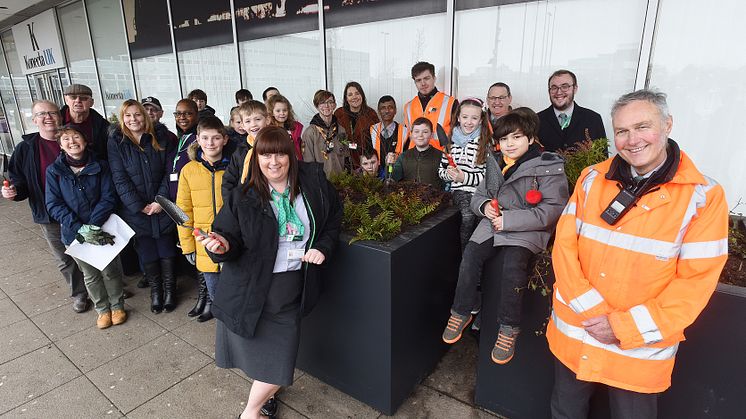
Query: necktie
558,113,570,130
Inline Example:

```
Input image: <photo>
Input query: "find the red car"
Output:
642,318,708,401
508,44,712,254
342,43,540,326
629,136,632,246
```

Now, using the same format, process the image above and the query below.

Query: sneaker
97,311,112,329
491,325,520,364
260,396,278,417
73,296,90,313
111,309,127,325
442,310,472,344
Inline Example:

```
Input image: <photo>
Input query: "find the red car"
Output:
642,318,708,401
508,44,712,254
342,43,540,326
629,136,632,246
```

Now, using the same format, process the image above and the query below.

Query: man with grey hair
547,89,728,418
60,84,110,160
2,100,89,312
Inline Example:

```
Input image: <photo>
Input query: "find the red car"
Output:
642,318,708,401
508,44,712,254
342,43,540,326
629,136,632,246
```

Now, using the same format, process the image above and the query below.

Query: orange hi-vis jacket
547,150,728,394
402,91,456,151
370,122,408,158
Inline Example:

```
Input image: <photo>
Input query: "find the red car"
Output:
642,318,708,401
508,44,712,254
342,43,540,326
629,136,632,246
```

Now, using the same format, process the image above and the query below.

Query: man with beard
537,70,606,152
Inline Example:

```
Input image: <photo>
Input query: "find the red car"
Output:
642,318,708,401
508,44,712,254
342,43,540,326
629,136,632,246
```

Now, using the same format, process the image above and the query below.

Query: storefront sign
11,9,66,75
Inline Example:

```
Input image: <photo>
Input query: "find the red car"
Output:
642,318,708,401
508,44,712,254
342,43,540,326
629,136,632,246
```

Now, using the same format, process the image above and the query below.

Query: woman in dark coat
199,126,342,419
334,81,379,171
108,99,176,314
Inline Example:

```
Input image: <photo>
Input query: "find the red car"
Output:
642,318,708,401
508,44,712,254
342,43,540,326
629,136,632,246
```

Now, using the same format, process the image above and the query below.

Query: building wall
0,0,744,207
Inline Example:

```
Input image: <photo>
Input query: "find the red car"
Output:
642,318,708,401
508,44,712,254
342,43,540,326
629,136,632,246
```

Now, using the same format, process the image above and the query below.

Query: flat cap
63,84,93,96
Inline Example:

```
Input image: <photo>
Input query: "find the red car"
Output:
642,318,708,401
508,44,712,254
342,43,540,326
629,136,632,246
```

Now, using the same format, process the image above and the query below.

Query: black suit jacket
537,103,606,152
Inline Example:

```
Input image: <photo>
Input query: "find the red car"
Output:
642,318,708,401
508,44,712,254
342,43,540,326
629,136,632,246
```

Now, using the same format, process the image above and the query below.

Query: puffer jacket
45,153,117,245
470,151,568,253
107,124,175,238
176,142,229,272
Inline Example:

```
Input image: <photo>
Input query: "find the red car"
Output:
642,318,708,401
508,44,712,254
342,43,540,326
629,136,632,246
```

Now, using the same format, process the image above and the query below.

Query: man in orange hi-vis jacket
402,61,457,151
547,89,728,419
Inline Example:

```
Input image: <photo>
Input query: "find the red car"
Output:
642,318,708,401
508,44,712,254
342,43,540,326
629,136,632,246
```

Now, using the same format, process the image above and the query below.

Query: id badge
287,248,305,260
170,173,178,182
348,143,358,150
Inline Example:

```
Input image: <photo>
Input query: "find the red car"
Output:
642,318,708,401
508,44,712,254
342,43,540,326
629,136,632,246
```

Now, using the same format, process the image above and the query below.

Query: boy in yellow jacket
176,116,230,322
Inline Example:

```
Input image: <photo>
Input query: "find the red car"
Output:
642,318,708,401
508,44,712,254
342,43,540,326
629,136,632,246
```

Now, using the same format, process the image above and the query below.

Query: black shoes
261,397,278,418
72,295,90,313
136,274,148,288
161,257,177,312
144,261,163,313
188,273,207,317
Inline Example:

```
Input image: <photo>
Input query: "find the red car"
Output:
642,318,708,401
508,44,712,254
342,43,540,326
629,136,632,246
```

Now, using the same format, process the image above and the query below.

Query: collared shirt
381,121,397,139
269,188,311,273
553,103,575,124
630,158,667,179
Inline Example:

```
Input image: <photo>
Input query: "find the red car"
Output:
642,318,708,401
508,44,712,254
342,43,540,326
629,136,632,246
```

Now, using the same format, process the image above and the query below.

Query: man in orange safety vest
402,61,457,151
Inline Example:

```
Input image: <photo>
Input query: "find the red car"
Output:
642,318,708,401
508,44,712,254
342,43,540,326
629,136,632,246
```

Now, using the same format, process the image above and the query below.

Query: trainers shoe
260,396,278,417
111,309,127,325
73,296,90,313
491,325,520,364
97,311,112,329
442,310,472,344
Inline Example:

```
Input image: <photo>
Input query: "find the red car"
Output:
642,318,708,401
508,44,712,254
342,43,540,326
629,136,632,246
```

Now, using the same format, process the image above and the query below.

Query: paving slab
10,279,75,316
171,317,217,358
0,263,64,297
0,296,26,329
423,335,480,405
87,333,212,414
57,309,166,372
31,302,98,341
123,291,192,331
127,363,263,419
0,345,81,414
0,319,50,365
279,374,380,419
386,385,500,419
2,375,121,418
0,288,7,301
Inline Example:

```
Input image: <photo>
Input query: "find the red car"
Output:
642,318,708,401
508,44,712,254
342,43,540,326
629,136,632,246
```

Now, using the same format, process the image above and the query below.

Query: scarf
240,134,256,184
271,188,304,239
500,143,542,179
310,114,339,158
65,150,91,168
451,126,481,148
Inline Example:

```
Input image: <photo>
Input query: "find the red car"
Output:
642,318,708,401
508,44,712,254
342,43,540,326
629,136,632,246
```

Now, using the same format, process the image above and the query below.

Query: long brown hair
449,98,491,165
247,126,300,204
266,94,297,128
118,99,161,151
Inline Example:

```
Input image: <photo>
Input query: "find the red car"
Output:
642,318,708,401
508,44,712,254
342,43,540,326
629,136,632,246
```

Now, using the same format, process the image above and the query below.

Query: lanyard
172,134,191,172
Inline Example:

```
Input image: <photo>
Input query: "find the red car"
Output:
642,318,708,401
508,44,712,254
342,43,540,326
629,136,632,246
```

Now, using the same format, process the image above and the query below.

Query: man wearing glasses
60,84,110,161
537,70,606,152
2,100,88,313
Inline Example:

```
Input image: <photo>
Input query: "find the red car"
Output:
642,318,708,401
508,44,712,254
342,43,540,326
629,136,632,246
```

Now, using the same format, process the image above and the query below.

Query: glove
184,252,196,265
75,225,115,246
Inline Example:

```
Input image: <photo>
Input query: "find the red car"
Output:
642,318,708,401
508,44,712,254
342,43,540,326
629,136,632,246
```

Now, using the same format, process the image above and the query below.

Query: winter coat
107,124,175,238
537,102,606,152
7,133,54,223
548,143,728,394
391,146,443,190
334,106,379,170
60,105,111,161
176,142,229,273
209,162,343,339
45,154,117,245
470,151,568,254
438,134,486,194
301,116,349,179
221,137,251,199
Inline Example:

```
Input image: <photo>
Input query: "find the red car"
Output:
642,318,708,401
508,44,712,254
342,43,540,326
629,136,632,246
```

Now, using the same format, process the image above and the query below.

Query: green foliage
557,138,609,192
330,172,448,243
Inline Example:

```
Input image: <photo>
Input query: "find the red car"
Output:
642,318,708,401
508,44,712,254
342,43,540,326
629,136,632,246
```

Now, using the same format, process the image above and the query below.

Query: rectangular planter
297,207,461,415
474,258,746,419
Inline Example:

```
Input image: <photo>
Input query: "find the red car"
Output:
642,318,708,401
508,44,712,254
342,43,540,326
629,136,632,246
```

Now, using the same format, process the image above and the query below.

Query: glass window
0,42,23,146
648,0,746,206
1,31,35,133
57,1,105,115
454,0,648,136
131,54,181,131
85,0,135,121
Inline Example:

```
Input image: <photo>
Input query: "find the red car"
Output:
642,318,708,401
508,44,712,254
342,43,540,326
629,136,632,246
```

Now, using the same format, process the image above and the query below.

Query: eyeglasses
173,111,195,118
549,84,575,94
66,94,91,101
319,100,336,107
33,111,60,118
487,95,510,102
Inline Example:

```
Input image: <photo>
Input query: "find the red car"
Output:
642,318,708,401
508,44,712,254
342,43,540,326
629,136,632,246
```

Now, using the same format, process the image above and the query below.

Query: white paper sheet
64,214,135,271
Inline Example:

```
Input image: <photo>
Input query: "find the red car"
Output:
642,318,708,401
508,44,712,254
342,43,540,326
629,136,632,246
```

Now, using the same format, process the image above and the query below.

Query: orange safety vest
547,151,728,394
370,122,408,158
402,91,456,151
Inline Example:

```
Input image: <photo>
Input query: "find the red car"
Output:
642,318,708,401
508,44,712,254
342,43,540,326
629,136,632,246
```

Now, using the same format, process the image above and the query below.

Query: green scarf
271,188,304,240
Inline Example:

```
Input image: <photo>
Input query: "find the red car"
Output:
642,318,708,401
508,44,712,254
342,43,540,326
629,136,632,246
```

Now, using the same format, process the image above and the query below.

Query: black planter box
297,207,461,415
475,259,746,419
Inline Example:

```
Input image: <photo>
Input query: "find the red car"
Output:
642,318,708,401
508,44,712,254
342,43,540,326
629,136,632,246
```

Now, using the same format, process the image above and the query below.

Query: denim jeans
203,271,220,300
451,240,534,327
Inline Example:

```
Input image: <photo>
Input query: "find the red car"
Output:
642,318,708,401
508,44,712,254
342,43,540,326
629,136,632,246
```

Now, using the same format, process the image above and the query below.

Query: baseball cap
141,96,162,111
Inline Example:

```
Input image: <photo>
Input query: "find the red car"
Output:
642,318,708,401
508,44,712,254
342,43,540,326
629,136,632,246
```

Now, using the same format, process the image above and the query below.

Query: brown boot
111,309,127,325
97,311,112,329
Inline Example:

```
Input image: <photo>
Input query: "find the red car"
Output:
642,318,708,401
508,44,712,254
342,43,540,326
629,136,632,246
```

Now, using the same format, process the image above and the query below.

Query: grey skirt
215,270,303,386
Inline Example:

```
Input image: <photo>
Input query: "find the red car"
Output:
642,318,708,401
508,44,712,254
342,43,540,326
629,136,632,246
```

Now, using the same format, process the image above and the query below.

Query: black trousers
551,359,658,419
451,239,533,326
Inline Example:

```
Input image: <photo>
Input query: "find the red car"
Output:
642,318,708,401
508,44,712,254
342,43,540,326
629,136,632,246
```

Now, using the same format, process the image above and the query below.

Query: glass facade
0,0,744,204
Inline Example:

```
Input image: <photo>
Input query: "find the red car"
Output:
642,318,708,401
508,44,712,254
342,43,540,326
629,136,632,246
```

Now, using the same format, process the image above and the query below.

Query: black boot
188,272,207,317
136,274,148,288
161,257,177,312
197,292,214,322
144,262,163,313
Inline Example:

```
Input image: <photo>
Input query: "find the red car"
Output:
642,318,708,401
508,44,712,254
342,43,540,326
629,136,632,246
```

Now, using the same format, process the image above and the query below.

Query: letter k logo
27,22,39,52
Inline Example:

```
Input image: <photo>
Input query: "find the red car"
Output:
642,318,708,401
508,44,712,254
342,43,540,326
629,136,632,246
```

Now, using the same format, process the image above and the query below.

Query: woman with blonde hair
108,99,176,314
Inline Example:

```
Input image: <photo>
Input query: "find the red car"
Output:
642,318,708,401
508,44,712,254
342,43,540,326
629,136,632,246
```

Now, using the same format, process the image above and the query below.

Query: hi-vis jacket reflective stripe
370,122,408,157
402,91,456,151
547,150,728,394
